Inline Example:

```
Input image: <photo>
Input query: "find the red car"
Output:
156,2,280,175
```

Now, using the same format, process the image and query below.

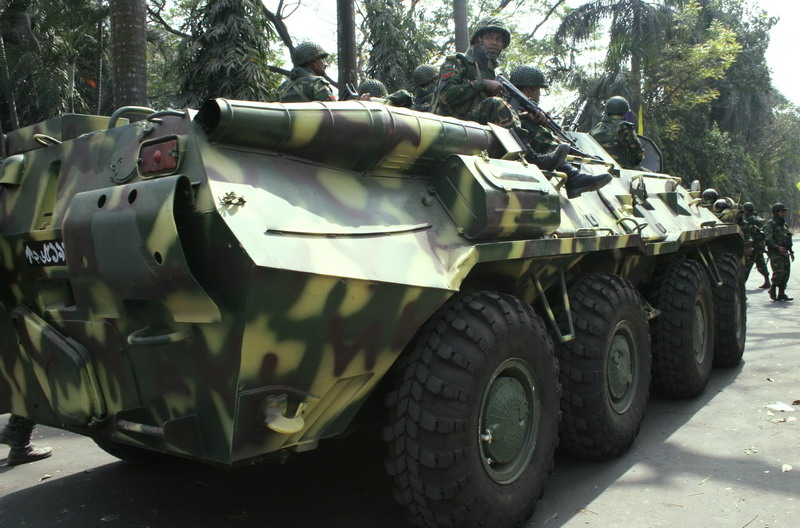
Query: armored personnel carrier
0,100,745,528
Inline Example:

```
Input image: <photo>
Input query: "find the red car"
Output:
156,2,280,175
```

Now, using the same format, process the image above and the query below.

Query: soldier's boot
777,288,793,301
759,276,771,289
525,143,569,171
2,416,52,466
768,285,777,301
563,164,613,199
8,444,53,466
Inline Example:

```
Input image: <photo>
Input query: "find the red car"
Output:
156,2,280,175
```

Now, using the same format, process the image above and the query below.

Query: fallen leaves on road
39,474,52,481
770,416,797,424
744,446,759,455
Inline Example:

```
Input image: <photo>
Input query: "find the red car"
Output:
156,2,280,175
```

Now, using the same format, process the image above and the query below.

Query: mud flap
12,305,106,427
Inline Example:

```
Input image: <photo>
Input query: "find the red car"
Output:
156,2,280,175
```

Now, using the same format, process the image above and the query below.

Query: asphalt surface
2,253,799,528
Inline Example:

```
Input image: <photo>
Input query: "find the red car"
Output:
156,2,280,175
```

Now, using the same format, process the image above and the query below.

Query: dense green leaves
1,0,797,218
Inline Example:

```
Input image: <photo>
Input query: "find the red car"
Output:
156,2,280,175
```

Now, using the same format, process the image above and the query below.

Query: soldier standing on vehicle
277,42,337,103
433,17,611,197
763,203,794,301
590,96,645,169
508,65,612,198
742,202,771,288
1,414,52,466
410,64,438,112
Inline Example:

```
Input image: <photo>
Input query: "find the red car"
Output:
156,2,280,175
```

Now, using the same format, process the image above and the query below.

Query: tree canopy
1,0,797,217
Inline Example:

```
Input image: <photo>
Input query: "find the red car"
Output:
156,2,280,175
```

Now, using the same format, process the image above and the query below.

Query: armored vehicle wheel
712,252,746,367
384,291,560,528
650,259,715,398
555,274,651,460
94,439,161,464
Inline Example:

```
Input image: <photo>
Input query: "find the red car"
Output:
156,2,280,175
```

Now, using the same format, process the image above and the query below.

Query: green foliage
361,0,435,91
175,0,280,107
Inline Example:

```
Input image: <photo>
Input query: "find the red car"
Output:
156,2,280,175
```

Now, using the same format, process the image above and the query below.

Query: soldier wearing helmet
509,65,612,198
357,78,413,107
741,202,771,288
432,18,610,197
277,41,336,103
590,96,645,169
763,202,794,301
410,64,439,112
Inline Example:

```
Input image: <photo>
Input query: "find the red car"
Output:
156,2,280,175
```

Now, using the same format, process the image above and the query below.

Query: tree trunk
337,0,357,99
110,0,148,108
453,0,468,52
96,0,104,115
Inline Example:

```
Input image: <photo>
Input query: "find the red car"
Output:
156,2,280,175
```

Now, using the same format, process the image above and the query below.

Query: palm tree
555,0,673,110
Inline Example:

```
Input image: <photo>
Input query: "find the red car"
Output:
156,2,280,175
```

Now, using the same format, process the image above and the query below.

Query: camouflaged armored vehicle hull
0,100,745,528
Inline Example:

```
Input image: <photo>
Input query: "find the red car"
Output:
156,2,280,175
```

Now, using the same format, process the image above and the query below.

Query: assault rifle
496,74,600,161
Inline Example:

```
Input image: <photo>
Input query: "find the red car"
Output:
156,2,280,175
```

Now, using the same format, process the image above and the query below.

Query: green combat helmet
772,202,789,214
291,41,328,67
358,78,389,98
470,16,511,47
606,96,631,115
743,202,755,213
412,64,438,88
509,65,548,88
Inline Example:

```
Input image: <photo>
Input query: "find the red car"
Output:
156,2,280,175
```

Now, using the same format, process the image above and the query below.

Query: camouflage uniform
410,65,438,113
590,115,645,169
433,46,520,129
276,66,337,103
742,212,769,284
763,208,793,298
411,84,436,113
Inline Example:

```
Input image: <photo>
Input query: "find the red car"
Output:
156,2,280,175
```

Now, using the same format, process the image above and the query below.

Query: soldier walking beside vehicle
763,203,794,301
741,202,771,288
1,414,52,466
591,96,645,169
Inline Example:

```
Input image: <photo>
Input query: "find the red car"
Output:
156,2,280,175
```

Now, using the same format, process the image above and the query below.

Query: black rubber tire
712,252,747,367
94,438,161,464
555,274,651,460
384,291,560,528
650,259,715,398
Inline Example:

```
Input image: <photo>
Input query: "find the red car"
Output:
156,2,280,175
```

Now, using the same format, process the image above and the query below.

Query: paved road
2,259,798,528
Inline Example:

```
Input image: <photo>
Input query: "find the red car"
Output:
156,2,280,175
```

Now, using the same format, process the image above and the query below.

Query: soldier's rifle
496,74,600,161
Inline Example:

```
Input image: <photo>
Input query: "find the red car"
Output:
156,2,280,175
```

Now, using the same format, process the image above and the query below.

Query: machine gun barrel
496,75,599,161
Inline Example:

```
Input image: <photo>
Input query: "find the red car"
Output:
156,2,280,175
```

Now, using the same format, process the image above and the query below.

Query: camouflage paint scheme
0,100,742,466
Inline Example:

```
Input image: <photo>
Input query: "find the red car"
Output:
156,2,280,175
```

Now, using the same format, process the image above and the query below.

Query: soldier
509,65,612,198
741,202,771,288
277,42,337,103
591,96,645,169
433,17,610,198
763,203,794,301
1,414,52,466
358,78,413,107
410,64,438,112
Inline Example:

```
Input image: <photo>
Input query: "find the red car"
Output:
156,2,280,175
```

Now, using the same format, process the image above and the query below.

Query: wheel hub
607,323,636,413
692,300,707,362
479,358,539,484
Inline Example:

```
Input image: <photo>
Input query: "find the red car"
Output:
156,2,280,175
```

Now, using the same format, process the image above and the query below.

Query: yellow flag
638,105,644,135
